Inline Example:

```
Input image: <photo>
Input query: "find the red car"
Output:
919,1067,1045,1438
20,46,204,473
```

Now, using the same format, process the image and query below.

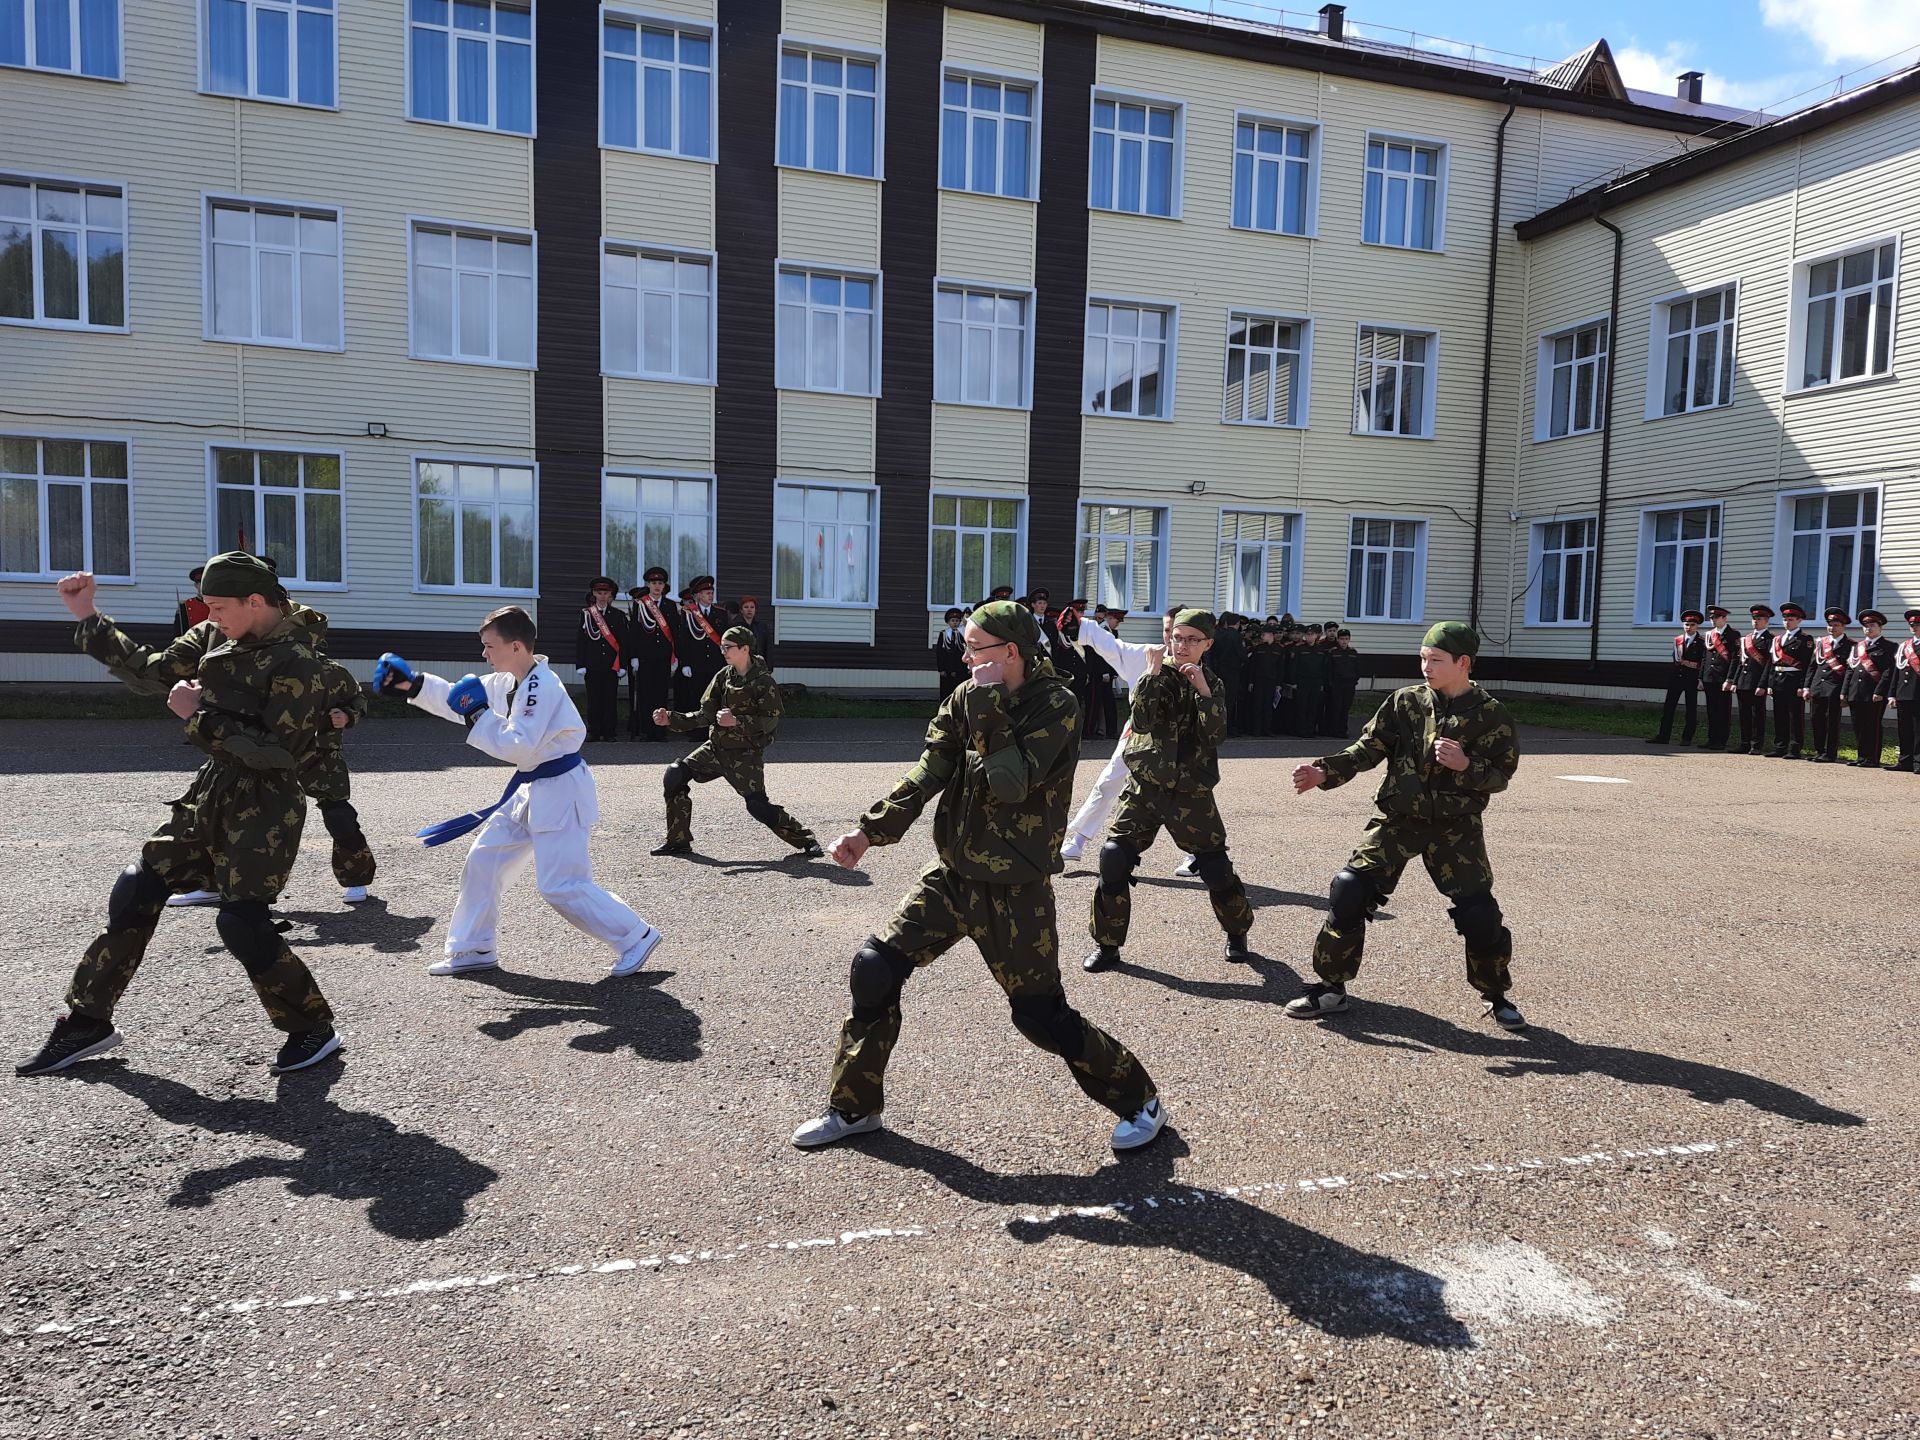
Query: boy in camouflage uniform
792,601,1166,1154
650,625,820,858
17,554,342,1077
1084,608,1254,974
1286,621,1527,1031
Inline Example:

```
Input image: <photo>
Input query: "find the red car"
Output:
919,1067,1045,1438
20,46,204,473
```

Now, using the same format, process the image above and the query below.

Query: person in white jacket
374,605,662,979
1061,606,1196,878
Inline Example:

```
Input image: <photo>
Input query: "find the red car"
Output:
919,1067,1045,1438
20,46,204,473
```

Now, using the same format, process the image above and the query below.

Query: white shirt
410,657,597,832
1078,622,1158,692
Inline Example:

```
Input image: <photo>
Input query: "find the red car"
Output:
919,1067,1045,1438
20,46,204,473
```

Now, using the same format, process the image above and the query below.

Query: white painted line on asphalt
11,1136,1746,1338
1554,775,1631,784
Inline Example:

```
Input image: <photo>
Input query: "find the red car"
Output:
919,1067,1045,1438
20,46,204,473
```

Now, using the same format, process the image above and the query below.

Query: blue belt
416,752,585,847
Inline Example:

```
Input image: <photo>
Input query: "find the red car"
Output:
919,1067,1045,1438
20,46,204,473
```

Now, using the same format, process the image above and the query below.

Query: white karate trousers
445,806,653,961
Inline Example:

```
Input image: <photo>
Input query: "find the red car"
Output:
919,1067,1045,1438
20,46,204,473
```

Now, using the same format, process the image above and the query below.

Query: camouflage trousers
1090,781,1255,947
829,863,1156,1119
301,746,376,888
1312,812,1513,999
67,764,335,1034
664,743,815,850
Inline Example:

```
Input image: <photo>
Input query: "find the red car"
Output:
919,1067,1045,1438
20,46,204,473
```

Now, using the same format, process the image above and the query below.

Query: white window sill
1784,370,1898,400
1227,221,1315,241
1524,619,1596,629
281,580,349,592
935,397,1032,413
1090,204,1181,223
1,573,136,585
1359,238,1446,256
409,351,538,373
1084,409,1175,424
208,334,346,355
1343,615,1425,627
777,383,880,400
1642,398,1736,423
412,584,539,599
770,600,877,611
775,162,883,184
601,143,716,166
200,87,338,113
1,63,124,84
406,114,536,140
1223,417,1307,430
0,316,130,336
938,184,1037,206
1350,428,1435,441
604,370,717,388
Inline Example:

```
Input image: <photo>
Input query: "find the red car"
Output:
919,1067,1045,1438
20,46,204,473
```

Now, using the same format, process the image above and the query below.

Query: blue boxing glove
373,651,419,695
447,674,491,719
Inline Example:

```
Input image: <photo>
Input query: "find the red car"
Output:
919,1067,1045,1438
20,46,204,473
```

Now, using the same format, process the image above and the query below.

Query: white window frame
1084,295,1178,422
1216,508,1304,619
1343,513,1428,624
600,468,715,587
1534,314,1610,442
774,259,881,398
1352,322,1437,439
410,453,540,597
202,192,344,352
407,216,538,370
1222,309,1311,428
2,0,122,80
204,442,348,590
1634,500,1723,627
1361,130,1447,253
1645,281,1738,420
0,171,130,333
1076,500,1168,614
1230,111,1317,238
200,0,338,110
927,490,1025,610
601,238,715,384
933,277,1033,410
1772,484,1882,619
1088,88,1183,220
599,6,715,162
938,65,1040,202
772,478,879,609
775,36,884,181
1525,514,1598,627
0,429,135,582
405,0,536,137
1785,235,1899,396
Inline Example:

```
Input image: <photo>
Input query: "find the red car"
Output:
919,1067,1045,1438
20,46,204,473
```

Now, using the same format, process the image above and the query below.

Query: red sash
1744,632,1770,663
583,606,622,673
1707,629,1730,660
1903,639,1920,671
634,594,676,665
1852,642,1882,681
687,604,724,649
1817,636,1847,672
1772,633,1803,667
182,596,210,628
1673,635,1687,659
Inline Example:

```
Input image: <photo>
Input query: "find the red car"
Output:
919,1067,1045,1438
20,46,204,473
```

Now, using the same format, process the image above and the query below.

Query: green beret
1171,608,1216,639
198,551,286,603
1421,621,1480,658
970,599,1042,665
722,624,756,650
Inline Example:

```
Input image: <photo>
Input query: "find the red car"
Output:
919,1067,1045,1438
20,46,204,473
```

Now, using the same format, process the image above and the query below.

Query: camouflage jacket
1316,682,1519,822
667,656,781,752
859,668,1080,884
1122,663,1226,793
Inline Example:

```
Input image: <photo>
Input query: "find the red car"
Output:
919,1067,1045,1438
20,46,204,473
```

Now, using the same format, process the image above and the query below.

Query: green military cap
969,598,1042,664
722,624,756,650
1171,608,1216,638
199,550,286,602
1421,621,1480,657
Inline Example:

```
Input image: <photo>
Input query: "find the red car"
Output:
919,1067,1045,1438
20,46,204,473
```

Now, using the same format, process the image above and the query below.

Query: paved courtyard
2,710,1915,1438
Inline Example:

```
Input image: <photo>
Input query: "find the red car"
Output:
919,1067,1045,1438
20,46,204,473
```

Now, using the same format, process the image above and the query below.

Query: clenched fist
57,571,99,620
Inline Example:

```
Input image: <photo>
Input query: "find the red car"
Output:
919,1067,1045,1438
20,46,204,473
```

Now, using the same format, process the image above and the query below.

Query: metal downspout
1590,214,1625,669
1469,89,1517,633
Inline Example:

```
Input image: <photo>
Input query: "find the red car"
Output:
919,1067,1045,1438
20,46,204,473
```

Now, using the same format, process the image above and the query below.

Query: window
1640,504,1720,625
210,447,343,585
1362,135,1443,251
206,198,341,349
0,176,124,330
929,493,1022,608
1354,326,1434,437
776,265,877,395
1231,117,1312,236
0,434,129,579
1090,94,1178,217
414,459,535,593
1077,503,1165,612
1780,489,1877,617
411,222,534,367
1084,299,1173,419
602,244,711,382
935,283,1028,408
939,72,1035,199
1217,511,1300,618
777,44,878,178
774,481,875,606
1794,240,1896,391
1652,286,1735,417
602,472,710,585
1224,312,1308,427
204,0,334,107
2,0,119,78
1345,516,1426,622
1538,319,1609,440
409,0,533,134
1529,517,1596,625
602,14,711,159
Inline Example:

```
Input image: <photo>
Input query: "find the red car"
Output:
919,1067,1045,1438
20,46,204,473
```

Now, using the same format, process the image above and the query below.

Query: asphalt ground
2,710,1916,1439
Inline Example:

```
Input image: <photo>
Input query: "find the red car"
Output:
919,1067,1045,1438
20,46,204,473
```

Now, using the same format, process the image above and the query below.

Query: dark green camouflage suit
1311,682,1521,998
661,656,816,849
69,612,335,1033
1090,662,1254,947
830,669,1155,1118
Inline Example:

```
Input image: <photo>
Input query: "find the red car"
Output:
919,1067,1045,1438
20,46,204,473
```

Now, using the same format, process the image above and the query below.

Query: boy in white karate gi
375,605,663,978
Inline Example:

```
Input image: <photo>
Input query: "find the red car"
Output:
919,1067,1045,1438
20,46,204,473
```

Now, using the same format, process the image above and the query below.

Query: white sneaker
1111,1097,1167,1151
165,889,220,908
341,886,371,904
791,1108,882,1148
1059,834,1087,862
426,951,498,976
609,925,662,977
1173,855,1199,879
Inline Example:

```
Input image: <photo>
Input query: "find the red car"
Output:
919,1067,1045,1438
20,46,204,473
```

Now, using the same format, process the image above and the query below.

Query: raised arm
185,656,321,774
1315,698,1396,789
971,680,1076,805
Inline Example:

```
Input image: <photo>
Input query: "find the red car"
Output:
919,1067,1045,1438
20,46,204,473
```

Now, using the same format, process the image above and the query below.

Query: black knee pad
318,799,364,846
662,761,692,798
215,900,281,975
108,862,170,930
743,791,778,825
1448,891,1507,950
848,937,914,1022
1008,992,1088,1061
1097,840,1140,896
1327,867,1378,926
1190,848,1238,891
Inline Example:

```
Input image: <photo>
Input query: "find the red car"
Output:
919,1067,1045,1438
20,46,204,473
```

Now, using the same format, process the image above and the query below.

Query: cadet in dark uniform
1246,623,1280,737
1893,609,1920,773
1844,610,1895,768
1083,608,1121,740
625,566,677,741
739,595,774,671
1801,608,1853,763
1732,605,1775,754
1698,605,1738,750
1765,602,1813,758
1325,629,1362,738
174,566,209,637
1290,626,1330,738
1648,609,1705,744
933,606,969,702
675,576,726,717
1210,612,1246,736
575,577,628,743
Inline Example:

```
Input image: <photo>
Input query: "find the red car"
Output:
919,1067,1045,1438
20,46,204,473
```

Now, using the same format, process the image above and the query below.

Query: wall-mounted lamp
1188,480,1207,495
366,421,389,438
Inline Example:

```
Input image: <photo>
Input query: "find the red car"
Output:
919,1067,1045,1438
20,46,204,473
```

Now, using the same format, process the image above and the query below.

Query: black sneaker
650,840,692,856
1283,983,1349,1019
16,1013,123,1076
794,839,825,858
272,1028,341,1074
1223,935,1252,963
1484,999,1529,1032
1083,945,1122,973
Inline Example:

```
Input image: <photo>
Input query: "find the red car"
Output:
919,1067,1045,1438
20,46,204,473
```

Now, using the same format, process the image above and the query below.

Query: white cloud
1760,0,1920,66
1614,41,1808,114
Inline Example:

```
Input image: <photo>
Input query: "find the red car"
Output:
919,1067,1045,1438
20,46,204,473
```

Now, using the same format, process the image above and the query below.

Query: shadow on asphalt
1059,870,1346,917
670,851,873,886
77,1062,498,1241
462,966,703,1061
1100,954,1304,1005
865,1131,1474,1350
274,897,437,954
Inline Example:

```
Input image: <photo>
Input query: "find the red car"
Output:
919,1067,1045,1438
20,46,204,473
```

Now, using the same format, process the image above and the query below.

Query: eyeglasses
963,640,1014,658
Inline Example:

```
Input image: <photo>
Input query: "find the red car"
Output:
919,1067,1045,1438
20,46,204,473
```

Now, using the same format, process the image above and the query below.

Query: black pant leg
1655,684,1681,739
1897,704,1917,764
1680,684,1698,741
